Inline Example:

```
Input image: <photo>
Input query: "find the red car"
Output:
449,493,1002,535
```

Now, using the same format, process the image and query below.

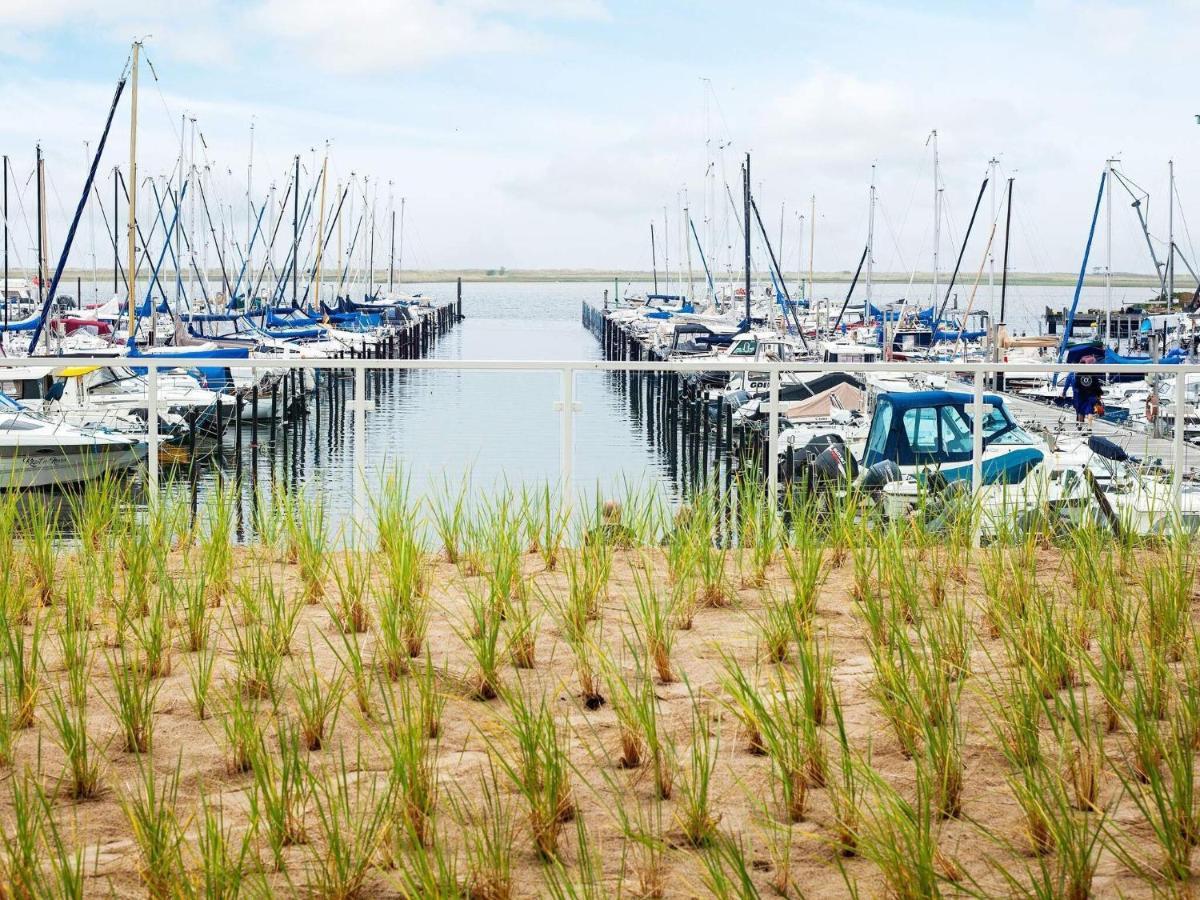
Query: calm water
106,278,1160,534
176,282,686,534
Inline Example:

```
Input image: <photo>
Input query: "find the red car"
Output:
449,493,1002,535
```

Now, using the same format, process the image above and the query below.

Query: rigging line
883,142,927,277
140,48,185,148
1110,168,1149,205
875,197,910,276
11,165,36,266
1172,177,1198,282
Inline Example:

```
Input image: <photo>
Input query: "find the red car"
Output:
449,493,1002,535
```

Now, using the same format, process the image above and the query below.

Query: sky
1,0,1199,278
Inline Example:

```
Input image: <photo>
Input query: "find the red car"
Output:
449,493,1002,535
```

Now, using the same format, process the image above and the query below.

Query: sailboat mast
1168,158,1175,313
866,164,876,305
312,152,329,311
1105,157,1114,343
2,154,7,339
807,194,815,309
988,157,997,315
246,117,254,303
388,181,395,294
1000,177,1013,323
662,205,669,298
291,154,299,307
743,154,751,324
368,187,375,298
127,40,140,342
684,201,694,302
796,212,804,301
36,145,45,307
112,167,119,295
650,222,658,294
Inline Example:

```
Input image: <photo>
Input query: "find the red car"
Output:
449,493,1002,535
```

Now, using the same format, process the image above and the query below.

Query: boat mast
988,157,997,315
1168,158,1175,313
807,194,815,310
291,154,299,307
796,212,804,301
36,145,46,309
1000,177,1013,324
2,154,7,340
743,154,751,324
112,167,119,296
684,199,694,302
866,163,876,306
312,150,329,311
650,221,658,294
367,179,375,298
246,116,254,304
388,180,395,295
1105,157,1114,344
662,205,670,298
127,40,140,343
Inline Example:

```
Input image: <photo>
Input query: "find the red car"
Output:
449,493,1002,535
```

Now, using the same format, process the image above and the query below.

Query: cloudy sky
0,0,1198,277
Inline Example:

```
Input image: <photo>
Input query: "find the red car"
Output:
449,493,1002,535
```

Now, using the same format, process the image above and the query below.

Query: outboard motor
859,459,901,492
780,433,857,493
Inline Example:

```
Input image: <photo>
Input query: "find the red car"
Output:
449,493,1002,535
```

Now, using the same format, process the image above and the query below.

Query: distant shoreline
28,268,1177,290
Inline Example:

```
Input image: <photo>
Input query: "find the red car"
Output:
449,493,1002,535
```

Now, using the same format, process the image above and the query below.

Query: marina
6,11,1200,900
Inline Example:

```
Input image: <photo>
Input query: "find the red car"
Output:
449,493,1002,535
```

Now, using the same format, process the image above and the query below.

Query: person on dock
1065,351,1105,427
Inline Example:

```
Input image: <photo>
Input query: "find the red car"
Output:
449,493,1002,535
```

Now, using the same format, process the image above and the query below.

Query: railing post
767,367,780,500
147,360,159,502
354,362,368,534
971,369,984,546
557,366,579,513
1175,369,1186,516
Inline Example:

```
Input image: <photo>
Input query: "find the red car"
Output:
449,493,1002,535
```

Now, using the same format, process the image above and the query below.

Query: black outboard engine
859,459,901,492
780,433,857,493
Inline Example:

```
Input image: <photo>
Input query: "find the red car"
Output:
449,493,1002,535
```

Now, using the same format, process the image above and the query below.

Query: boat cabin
862,390,1043,485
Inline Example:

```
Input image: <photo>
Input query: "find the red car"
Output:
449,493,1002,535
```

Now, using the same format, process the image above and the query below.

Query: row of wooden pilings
583,301,763,503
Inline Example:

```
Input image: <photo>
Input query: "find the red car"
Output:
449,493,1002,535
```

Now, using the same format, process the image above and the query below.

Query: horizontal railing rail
0,354,1193,525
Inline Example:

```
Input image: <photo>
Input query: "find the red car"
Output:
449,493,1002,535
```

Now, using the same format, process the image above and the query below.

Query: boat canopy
862,390,1041,482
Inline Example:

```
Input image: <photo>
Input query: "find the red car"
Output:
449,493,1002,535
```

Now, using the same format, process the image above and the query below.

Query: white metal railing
2,355,1195,521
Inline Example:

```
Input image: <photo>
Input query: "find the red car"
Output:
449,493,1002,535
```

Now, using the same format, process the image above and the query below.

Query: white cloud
245,0,606,72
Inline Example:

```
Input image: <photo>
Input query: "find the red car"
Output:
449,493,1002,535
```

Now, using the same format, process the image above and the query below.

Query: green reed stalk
121,756,187,899
457,757,516,900
330,545,373,634
196,791,254,900
676,689,719,847
379,672,440,851
308,748,391,898
46,626,101,799
490,687,574,861
293,644,344,750
250,717,310,870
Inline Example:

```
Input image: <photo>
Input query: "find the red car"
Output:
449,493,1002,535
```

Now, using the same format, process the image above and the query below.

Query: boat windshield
729,339,757,356
981,403,1036,446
